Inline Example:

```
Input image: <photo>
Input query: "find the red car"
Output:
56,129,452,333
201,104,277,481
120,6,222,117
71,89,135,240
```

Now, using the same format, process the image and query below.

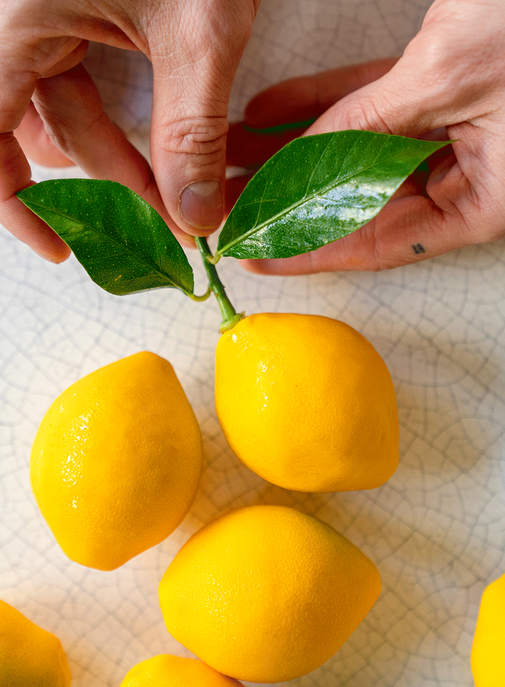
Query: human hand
227,0,505,274
0,0,258,261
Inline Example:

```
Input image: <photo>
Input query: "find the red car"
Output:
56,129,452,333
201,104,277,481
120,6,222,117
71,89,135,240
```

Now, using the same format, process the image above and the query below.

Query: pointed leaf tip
217,130,451,260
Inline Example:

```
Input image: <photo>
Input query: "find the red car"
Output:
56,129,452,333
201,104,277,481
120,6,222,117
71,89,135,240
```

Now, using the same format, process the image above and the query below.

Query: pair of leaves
17,131,449,297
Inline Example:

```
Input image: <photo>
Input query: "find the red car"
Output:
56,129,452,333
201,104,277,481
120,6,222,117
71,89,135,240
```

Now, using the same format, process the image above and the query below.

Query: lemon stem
196,237,244,333
188,287,212,302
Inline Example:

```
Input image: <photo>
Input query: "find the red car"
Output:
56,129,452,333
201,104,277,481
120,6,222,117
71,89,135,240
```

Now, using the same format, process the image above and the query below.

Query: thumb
148,2,256,236
305,57,445,140
305,3,496,139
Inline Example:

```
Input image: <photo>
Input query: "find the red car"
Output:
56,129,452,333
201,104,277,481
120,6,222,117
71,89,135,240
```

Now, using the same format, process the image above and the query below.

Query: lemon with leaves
471,572,505,686
31,351,203,571
0,599,71,686
215,313,399,492
121,654,243,686
159,504,381,683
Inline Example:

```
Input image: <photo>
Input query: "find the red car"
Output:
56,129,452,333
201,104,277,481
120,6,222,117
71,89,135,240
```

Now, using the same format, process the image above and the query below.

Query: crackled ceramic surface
2,1,505,686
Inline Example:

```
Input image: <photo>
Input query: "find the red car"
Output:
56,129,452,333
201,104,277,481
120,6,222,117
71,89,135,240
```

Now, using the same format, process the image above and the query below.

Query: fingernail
180,180,223,231
33,235,71,263
179,234,196,249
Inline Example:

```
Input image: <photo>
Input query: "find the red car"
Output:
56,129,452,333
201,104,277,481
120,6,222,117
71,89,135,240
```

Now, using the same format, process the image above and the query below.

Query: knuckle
155,116,229,159
0,132,26,188
473,200,505,243
364,225,390,271
336,97,394,135
404,24,478,111
493,225,505,242
489,201,505,241
417,59,459,108
38,107,105,158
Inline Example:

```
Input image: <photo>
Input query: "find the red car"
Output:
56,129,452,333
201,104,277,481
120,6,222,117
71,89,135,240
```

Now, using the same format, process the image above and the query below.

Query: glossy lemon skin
471,572,505,686
0,599,71,686
215,313,399,492
31,351,203,571
159,505,381,684
120,654,243,686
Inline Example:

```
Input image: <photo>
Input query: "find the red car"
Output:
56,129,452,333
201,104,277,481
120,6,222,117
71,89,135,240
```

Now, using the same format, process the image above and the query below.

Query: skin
226,0,505,273
5,0,505,274
0,0,259,261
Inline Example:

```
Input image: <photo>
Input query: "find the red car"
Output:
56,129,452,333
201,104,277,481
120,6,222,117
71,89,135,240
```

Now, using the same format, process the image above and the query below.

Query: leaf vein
219,138,443,256
23,197,191,294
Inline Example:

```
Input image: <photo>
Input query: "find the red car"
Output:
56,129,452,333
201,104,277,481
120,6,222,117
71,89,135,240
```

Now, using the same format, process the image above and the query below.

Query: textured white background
1,1,505,685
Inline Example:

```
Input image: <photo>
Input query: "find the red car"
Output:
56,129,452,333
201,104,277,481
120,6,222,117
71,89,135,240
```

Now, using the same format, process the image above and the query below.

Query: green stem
196,237,244,332
188,287,212,302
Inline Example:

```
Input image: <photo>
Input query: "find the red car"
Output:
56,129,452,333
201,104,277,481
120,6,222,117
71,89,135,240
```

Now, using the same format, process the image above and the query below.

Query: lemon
159,504,381,683
471,572,505,686
0,599,71,686
215,312,399,492
31,351,203,571
120,654,243,686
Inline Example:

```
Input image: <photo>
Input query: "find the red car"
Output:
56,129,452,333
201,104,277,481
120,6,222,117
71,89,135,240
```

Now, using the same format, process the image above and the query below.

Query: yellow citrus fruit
471,572,505,686
31,351,203,571
159,504,381,683
0,599,71,686
120,654,243,686
215,312,399,492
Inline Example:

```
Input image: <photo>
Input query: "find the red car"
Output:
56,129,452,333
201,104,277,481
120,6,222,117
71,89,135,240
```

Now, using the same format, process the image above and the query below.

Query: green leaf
17,179,194,296
217,130,451,260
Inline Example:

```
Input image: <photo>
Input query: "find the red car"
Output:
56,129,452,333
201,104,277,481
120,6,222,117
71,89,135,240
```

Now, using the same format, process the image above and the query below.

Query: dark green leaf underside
17,179,194,296
217,130,450,260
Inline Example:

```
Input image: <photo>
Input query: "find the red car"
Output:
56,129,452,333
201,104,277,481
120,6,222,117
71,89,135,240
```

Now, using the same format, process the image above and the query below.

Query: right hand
0,0,259,261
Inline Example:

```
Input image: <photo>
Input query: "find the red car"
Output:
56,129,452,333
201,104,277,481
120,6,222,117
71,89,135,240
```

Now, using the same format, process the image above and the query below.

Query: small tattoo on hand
412,243,426,254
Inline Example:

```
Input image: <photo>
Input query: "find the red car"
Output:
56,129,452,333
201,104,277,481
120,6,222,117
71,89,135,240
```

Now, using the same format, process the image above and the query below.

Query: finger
226,58,398,168
0,132,71,261
224,173,253,215
31,63,192,245
243,137,502,275
226,122,303,169
15,102,74,167
16,38,88,168
242,146,479,275
226,120,451,178
246,58,399,128
148,2,256,236
386,136,453,202
223,165,425,224
244,2,505,275
240,188,467,275
0,55,72,261
39,39,89,78
245,118,505,275
0,33,90,261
